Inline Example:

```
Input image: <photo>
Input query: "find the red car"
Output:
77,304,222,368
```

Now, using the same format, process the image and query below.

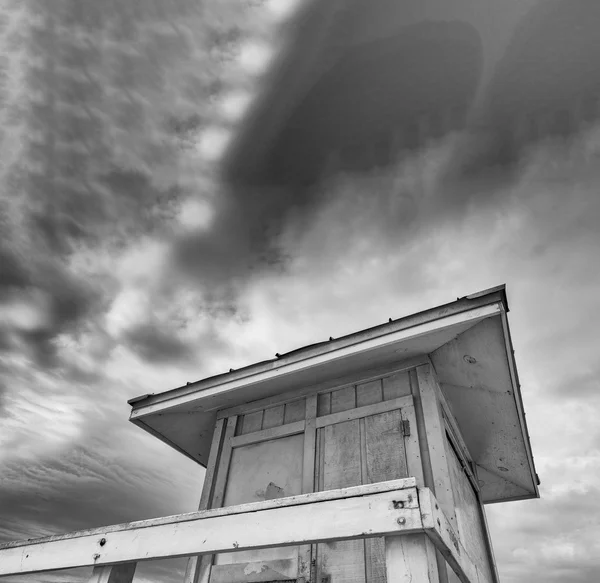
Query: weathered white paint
0,480,418,575
315,395,413,428
0,483,479,583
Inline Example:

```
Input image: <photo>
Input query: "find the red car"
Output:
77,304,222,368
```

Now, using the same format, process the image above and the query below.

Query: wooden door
315,409,410,583
210,429,305,583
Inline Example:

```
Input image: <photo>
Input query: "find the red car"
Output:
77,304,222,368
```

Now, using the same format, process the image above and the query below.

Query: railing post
88,563,137,583
385,534,439,582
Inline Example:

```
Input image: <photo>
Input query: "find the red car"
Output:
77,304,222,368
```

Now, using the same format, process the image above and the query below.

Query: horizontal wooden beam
230,420,306,448
315,395,413,428
0,479,481,583
0,479,418,576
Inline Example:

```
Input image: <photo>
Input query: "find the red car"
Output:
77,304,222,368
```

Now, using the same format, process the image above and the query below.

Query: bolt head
397,517,406,526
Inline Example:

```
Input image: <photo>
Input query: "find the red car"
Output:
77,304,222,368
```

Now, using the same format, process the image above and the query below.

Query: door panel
212,434,304,581
316,410,409,583
318,420,365,583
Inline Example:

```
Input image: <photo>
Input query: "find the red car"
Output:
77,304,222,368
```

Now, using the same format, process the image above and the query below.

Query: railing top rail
0,477,417,551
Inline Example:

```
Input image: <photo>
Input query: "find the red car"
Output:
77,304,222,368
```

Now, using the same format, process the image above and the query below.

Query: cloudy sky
1,0,599,582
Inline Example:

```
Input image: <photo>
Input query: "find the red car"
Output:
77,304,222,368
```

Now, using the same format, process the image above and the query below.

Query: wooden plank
184,418,226,583
211,416,237,510
444,440,493,583
419,488,480,583
356,380,383,407
2,479,417,550
411,368,452,583
318,419,365,583
385,534,439,583
299,395,318,583
0,485,422,575
262,405,285,429
359,418,374,583
382,371,412,401
364,410,408,484
436,384,472,467
401,405,425,488
331,385,356,413
316,396,413,428
89,564,136,583
240,411,263,434
302,396,318,494
364,409,410,583
230,420,306,448
443,418,479,494
317,391,331,416
478,501,501,583
415,365,459,534
284,399,306,424
215,357,429,419
198,419,226,509
433,365,478,495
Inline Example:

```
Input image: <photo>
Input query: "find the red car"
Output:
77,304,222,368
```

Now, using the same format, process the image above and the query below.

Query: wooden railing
0,478,479,583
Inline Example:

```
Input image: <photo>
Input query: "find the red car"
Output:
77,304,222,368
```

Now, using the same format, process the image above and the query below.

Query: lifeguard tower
0,285,539,583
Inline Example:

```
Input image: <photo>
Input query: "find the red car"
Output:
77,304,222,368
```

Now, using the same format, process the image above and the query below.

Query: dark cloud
445,0,600,193
169,0,600,296
123,321,194,364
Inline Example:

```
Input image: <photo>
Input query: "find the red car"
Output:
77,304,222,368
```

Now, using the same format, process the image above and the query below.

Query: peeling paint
256,482,285,501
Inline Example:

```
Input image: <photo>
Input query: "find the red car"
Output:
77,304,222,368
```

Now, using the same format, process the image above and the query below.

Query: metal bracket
402,419,410,436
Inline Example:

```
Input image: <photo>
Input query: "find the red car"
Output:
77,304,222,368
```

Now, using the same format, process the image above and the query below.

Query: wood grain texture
385,534,439,583
0,486,421,575
317,391,331,416
319,419,365,583
357,380,383,407
331,386,356,413
364,410,408,484
445,440,494,583
240,411,263,435
316,396,413,429
215,357,427,419
364,409,410,583
1,479,417,551
401,405,425,488
262,405,285,429
230,421,305,448
216,433,304,567
419,488,479,583
211,416,238,510
299,395,318,583
284,399,306,424
184,418,226,583
383,371,412,401
415,365,459,533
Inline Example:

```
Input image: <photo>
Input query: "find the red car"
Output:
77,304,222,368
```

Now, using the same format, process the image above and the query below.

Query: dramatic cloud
1,2,600,583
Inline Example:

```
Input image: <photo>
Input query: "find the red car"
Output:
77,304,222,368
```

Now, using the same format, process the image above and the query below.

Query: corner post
184,417,227,583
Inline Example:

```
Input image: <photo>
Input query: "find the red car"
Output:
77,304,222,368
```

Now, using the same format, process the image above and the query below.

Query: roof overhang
129,285,539,504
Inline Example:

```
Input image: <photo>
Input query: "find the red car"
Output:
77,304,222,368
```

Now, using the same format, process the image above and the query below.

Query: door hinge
402,419,410,436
